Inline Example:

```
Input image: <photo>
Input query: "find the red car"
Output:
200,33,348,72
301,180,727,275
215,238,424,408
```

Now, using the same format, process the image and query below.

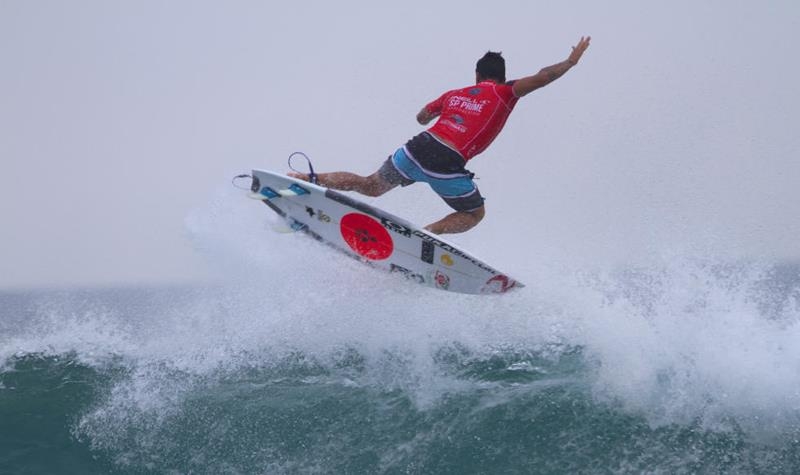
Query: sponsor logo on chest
447,95,490,113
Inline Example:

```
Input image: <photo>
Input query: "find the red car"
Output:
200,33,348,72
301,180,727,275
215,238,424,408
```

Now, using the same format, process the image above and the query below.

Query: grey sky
2,1,798,289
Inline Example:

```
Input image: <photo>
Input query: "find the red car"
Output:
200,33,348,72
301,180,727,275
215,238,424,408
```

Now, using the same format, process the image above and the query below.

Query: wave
2,187,799,473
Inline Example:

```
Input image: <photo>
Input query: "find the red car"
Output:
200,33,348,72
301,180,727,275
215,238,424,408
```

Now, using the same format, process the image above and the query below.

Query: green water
2,263,799,473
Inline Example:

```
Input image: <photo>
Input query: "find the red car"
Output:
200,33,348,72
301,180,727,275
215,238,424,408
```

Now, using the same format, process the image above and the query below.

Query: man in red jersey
291,36,591,234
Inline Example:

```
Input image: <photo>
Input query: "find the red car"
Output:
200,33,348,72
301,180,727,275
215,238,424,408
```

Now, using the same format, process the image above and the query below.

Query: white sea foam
3,187,799,443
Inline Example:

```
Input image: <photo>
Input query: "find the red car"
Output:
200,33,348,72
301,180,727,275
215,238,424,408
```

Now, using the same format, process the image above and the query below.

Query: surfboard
245,169,523,295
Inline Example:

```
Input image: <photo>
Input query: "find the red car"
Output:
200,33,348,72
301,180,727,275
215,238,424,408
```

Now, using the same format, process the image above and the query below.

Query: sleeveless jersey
423,81,519,161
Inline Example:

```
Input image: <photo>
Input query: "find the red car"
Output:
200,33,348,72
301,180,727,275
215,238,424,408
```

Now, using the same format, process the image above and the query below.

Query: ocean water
2,194,800,474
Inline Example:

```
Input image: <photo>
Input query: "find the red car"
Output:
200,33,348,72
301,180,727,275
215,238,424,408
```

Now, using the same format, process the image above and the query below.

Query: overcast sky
2,0,798,289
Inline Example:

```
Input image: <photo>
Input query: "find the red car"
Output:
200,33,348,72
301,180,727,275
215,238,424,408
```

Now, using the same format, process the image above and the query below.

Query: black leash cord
231,173,252,190
287,152,318,185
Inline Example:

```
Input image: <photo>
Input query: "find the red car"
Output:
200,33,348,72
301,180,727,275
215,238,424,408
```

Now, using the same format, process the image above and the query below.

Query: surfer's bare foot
288,171,309,182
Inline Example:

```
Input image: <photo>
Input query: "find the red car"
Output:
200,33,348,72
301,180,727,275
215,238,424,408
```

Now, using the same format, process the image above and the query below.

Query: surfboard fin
250,184,310,200
267,217,307,234
269,221,295,233
287,184,310,195
249,187,280,200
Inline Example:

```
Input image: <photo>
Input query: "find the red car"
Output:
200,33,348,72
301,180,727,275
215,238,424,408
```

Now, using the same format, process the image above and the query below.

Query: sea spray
2,191,800,473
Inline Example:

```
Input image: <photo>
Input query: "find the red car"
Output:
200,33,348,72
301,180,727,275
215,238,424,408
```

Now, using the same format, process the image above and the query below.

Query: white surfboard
246,169,523,295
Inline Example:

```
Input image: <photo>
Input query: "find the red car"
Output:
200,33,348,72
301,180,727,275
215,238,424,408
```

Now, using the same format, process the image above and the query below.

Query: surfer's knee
461,206,485,231
425,206,485,234
454,206,484,229
469,206,485,223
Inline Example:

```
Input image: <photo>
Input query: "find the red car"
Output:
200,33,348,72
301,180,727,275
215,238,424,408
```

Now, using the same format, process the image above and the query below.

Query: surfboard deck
247,169,523,295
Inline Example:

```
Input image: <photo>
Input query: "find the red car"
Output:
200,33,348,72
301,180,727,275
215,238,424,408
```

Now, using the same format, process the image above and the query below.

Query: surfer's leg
419,168,485,234
289,171,396,197
332,153,417,196
325,171,395,197
288,148,411,197
424,206,485,234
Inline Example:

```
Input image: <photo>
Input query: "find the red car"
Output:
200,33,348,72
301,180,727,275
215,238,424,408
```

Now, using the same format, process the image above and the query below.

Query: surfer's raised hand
512,35,592,97
567,36,591,66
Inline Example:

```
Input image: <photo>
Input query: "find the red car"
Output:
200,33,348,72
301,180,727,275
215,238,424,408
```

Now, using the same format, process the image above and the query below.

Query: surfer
290,36,591,234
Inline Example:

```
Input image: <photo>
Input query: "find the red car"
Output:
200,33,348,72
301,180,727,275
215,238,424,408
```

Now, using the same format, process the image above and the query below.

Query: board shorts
378,132,485,212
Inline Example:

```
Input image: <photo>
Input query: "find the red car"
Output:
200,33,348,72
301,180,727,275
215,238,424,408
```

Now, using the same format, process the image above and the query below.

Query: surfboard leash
231,173,252,190
287,152,318,185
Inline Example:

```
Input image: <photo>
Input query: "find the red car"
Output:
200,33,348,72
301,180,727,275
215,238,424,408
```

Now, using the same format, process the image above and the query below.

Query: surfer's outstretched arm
512,36,591,97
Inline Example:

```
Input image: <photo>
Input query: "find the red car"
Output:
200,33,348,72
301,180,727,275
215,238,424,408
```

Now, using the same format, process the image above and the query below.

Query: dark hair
476,51,506,82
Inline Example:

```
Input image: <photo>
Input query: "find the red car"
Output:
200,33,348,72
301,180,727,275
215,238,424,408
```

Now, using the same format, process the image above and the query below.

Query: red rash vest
423,81,519,161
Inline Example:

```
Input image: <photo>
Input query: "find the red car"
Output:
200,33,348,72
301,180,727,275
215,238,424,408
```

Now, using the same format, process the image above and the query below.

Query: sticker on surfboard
243,168,523,295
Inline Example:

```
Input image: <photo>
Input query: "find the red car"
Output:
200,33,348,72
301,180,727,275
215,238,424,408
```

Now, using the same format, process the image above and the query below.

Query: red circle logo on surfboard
340,213,393,260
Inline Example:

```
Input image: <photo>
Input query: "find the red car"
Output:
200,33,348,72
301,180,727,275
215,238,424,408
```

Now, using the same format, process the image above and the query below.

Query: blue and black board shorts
378,132,485,212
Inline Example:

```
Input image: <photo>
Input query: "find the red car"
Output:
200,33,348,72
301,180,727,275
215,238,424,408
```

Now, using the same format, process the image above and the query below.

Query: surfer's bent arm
417,107,439,125
512,36,591,97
